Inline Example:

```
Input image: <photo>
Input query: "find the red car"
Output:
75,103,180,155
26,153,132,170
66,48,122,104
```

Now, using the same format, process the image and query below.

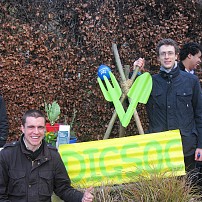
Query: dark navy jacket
146,66,202,156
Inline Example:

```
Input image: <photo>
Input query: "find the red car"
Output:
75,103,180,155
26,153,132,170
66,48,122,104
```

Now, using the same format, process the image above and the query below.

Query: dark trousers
184,154,196,172
196,162,202,186
184,154,202,186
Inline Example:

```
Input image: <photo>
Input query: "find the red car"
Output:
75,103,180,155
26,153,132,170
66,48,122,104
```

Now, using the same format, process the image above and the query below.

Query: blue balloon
97,65,111,80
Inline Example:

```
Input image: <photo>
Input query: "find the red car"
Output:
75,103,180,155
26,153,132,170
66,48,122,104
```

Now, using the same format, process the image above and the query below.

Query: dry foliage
0,0,201,141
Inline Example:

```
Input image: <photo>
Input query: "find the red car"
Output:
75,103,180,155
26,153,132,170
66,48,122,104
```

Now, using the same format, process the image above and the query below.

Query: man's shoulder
152,73,161,79
0,141,20,157
45,142,58,153
2,141,20,150
45,144,61,160
180,70,198,80
151,70,199,84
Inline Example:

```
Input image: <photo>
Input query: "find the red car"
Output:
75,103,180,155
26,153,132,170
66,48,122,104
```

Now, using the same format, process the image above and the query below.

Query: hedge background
0,0,201,142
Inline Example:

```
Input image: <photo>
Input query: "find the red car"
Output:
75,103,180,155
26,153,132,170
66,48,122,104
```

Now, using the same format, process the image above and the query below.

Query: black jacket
0,95,8,147
146,66,202,156
178,61,196,75
0,136,83,202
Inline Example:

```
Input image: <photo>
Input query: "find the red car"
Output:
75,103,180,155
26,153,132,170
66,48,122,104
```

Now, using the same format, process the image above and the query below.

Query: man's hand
133,58,145,72
81,187,94,202
195,148,202,161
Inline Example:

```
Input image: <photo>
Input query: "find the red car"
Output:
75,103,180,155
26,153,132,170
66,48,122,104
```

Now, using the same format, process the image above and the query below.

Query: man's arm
192,79,202,160
0,96,8,147
53,152,84,202
0,151,10,201
53,152,94,202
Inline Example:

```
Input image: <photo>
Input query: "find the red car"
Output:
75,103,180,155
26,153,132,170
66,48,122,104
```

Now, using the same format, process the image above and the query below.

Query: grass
52,170,202,202
120,171,201,202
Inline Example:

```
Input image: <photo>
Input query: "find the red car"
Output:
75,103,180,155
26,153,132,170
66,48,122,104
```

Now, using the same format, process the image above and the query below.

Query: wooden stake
103,43,144,139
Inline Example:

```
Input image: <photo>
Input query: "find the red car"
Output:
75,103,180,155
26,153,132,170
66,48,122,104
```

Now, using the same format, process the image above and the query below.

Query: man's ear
187,53,192,59
21,125,25,133
175,53,178,60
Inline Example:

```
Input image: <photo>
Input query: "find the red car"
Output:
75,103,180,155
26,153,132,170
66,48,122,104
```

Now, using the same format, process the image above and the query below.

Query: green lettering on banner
100,146,123,180
121,142,143,176
144,141,163,172
165,139,182,169
83,148,102,181
63,151,85,182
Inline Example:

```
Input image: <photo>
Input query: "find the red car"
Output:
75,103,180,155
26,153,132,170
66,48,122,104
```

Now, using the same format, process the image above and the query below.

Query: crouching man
0,109,94,202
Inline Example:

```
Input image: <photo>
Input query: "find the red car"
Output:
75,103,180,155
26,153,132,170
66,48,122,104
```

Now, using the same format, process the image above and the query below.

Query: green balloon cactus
45,101,61,126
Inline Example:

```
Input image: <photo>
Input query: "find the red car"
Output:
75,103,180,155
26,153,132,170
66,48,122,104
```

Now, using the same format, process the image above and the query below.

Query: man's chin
164,66,172,70
30,139,42,146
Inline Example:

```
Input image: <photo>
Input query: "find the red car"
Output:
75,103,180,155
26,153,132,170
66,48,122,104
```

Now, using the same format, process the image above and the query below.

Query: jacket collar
179,61,195,74
160,61,178,73
160,65,180,80
20,134,51,161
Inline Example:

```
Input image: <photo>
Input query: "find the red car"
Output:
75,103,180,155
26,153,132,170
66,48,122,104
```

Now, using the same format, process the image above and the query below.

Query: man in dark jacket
0,95,8,147
0,109,94,202
178,42,202,182
133,38,202,172
178,42,202,75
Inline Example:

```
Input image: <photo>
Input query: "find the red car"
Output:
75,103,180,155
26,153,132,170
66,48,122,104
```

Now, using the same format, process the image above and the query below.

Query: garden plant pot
69,136,77,144
46,123,60,132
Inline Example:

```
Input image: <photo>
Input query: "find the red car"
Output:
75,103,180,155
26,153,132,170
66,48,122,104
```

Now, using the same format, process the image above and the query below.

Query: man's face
158,45,178,69
189,51,202,71
21,117,45,151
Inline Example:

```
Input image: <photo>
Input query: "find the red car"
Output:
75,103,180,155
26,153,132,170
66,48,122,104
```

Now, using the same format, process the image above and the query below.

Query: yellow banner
59,130,185,188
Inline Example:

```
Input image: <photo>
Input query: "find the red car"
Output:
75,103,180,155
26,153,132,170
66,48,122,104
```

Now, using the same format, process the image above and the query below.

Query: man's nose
164,53,170,58
34,127,39,133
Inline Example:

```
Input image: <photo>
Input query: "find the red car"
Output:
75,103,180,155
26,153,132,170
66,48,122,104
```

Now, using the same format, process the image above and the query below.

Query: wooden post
103,43,144,139
119,65,130,137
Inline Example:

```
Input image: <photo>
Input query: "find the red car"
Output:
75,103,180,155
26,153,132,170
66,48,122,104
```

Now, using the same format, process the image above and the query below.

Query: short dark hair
179,42,202,61
156,38,179,56
22,109,45,126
